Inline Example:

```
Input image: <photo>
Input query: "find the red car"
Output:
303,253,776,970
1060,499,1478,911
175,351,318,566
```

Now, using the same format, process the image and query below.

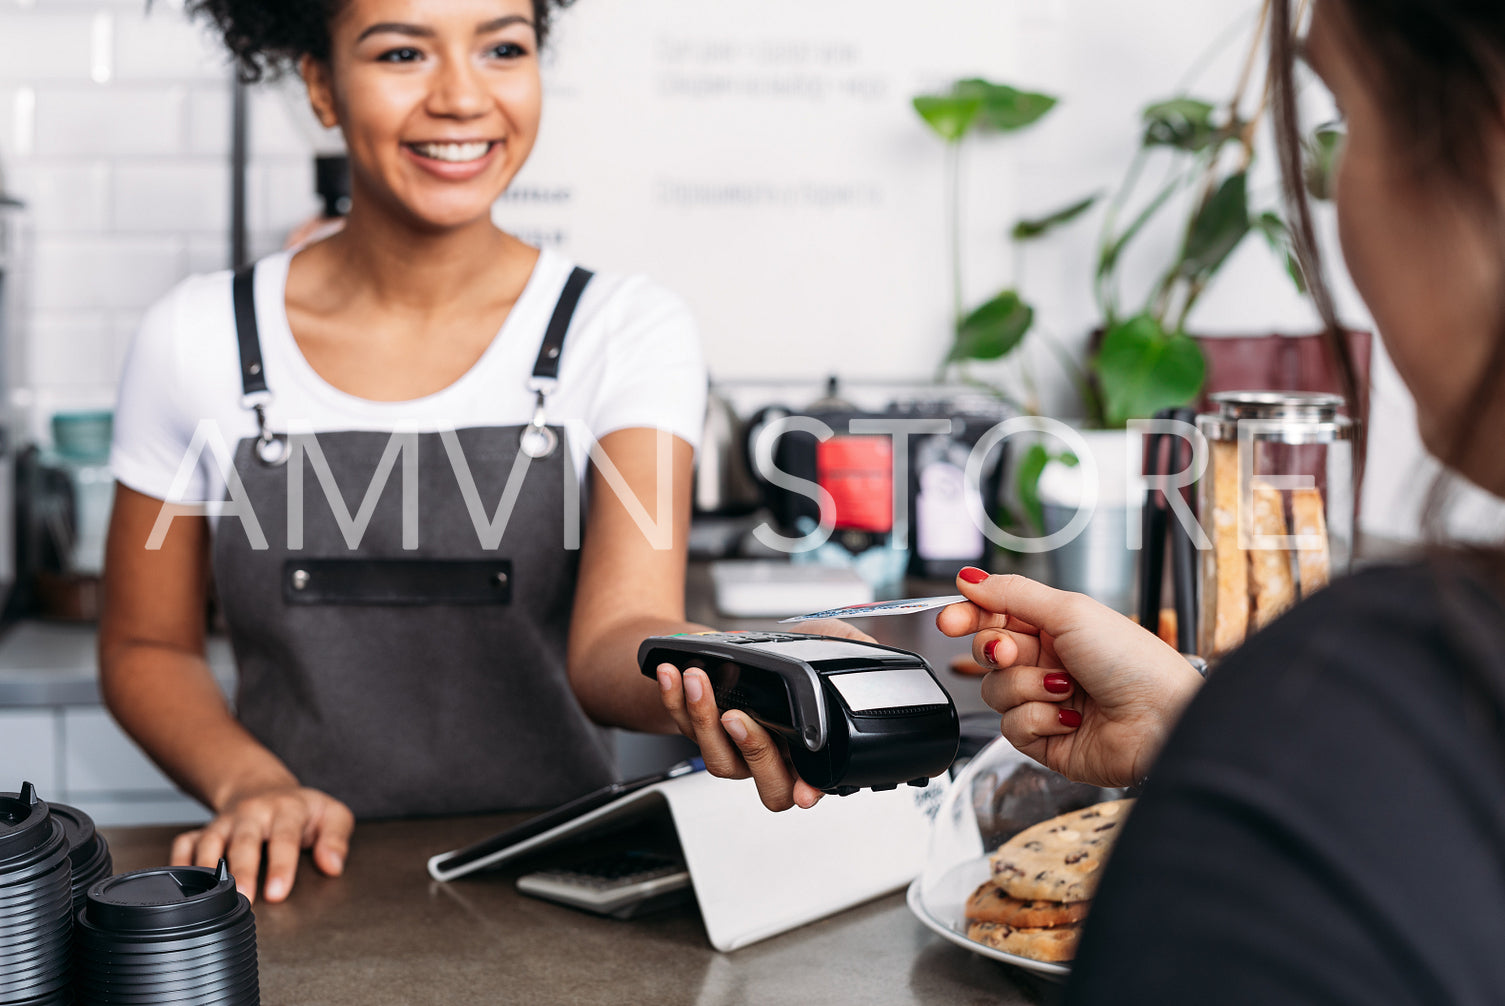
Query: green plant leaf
1015,445,1080,535
1096,164,1200,299
1013,193,1102,241
1142,98,1221,151
950,290,1034,362
1285,251,1308,294
1253,211,1307,295
1015,443,1051,535
913,94,983,142
1178,171,1251,280
1253,210,1287,243
953,79,1058,132
1304,124,1345,201
1092,315,1207,427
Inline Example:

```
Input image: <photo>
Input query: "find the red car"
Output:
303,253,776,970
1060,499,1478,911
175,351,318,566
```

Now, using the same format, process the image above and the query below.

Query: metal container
1195,391,1356,659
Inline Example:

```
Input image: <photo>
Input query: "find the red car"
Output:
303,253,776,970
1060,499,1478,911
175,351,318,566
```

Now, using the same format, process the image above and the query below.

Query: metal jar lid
1198,390,1356,444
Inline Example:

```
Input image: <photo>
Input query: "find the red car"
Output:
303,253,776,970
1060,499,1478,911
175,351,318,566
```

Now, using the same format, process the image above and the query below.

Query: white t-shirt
111,247,707,507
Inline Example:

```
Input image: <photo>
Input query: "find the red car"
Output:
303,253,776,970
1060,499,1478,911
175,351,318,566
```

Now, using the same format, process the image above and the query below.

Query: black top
1065,562,1505,1006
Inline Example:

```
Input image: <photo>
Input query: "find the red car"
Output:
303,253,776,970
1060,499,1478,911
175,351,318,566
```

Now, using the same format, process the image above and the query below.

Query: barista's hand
170,782,353,904
657,619,876,811
938,569,1203,789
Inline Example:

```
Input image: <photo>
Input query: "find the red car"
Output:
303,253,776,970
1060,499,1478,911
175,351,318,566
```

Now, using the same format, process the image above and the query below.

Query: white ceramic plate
905,856,1071,980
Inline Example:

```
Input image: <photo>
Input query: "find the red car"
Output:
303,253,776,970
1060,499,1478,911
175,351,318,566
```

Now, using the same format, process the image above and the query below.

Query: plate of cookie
907,736,1130,978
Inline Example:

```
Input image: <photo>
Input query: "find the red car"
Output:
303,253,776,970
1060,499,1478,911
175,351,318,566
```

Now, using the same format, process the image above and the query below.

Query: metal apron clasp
521,378,558,460
243,392,289,466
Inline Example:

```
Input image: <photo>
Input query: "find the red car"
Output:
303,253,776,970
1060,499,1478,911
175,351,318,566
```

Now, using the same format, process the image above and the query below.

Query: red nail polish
1058,708,1083,728
984,639,999,665
1043,672,1072,694
959,566,989,584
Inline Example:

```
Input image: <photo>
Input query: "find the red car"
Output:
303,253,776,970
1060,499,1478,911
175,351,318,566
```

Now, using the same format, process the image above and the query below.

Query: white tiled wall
0,0,319,438
0,0,1479,543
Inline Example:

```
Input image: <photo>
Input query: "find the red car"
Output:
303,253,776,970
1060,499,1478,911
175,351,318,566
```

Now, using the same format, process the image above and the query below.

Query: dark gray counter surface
103,815,1057,1006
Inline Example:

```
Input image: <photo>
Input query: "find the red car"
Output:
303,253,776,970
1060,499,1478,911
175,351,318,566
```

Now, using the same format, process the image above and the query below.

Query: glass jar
47,410,115,577
1196,392,1356,659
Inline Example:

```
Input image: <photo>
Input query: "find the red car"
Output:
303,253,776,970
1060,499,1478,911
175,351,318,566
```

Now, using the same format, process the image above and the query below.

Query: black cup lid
0,784,54,863
85,861,240,933
46,802,97,858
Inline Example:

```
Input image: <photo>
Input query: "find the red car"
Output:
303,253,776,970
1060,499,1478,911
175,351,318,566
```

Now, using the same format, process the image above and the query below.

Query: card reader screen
827,668,949,712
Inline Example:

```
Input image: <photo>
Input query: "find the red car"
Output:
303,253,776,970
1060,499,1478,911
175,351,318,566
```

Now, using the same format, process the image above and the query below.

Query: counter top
102,815,1057,1006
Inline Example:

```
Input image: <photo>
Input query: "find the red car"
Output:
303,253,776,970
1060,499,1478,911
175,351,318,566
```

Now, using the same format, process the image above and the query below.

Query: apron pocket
282,559,513,606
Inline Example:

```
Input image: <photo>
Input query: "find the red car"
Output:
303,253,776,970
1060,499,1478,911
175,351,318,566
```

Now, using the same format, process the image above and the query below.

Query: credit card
778,595,968,623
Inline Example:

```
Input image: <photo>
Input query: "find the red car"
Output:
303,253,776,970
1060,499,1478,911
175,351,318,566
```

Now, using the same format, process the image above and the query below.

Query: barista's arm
566,428,706,731
99,484,352,903
568,429,871,811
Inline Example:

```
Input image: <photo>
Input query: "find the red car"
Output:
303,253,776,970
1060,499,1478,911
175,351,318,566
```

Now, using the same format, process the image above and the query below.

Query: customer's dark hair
1270,0,1505,693
1269,0,1505,536
180,0,575,83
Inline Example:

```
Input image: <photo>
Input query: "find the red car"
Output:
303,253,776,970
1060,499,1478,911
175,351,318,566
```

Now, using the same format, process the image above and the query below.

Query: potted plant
912,2,1344,602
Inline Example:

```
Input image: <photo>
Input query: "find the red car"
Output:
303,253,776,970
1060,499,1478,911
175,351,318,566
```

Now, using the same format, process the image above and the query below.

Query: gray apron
211,265,616,819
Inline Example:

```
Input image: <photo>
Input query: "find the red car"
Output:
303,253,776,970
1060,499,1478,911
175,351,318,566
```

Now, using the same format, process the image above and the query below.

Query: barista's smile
402,140,502,180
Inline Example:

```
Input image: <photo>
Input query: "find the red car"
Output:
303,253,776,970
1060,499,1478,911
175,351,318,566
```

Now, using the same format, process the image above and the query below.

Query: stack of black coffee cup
48,804,111,920
0,782,75,1006
73,861,259,1006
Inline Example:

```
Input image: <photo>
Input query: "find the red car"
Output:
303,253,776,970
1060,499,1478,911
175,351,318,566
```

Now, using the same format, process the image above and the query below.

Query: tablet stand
430,772,946,951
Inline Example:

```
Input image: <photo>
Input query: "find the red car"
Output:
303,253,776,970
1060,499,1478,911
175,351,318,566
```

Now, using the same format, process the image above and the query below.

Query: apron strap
530,266,594,385
232,265,269,400
521,266,593,459
231,261,595,462
231,263,288,465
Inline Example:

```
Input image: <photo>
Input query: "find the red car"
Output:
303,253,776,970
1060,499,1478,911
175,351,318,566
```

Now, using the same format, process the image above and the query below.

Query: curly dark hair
179,0,575,83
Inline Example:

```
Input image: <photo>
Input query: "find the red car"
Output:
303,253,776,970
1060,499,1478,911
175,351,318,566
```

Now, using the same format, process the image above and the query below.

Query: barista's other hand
937,569,1203,789
170,783,353,904
656,619,874,811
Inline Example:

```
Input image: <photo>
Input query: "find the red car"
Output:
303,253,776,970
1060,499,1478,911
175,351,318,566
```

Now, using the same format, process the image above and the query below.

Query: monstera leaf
1013,193,1102,241
1092,315,1206,428
914,80,1057,142
1178,171,1251,281
952,79,1058,132
950,290,1034,362
1143,98,1224,151
1016,443,1079,535
913,94,984,142
1305,125,1345,201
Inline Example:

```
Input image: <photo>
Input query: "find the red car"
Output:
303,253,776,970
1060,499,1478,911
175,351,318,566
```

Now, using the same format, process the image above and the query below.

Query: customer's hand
171,783,353,904
938,569,1204,789
655,619,875,811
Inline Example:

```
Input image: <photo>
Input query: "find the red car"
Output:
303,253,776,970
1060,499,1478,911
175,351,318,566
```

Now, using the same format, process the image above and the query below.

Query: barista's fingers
655,664,698,741
190,819,232,871
790,779,825,810
981,666,1074,713
681,667,751,780
797,618,875,644
170,830,202,867
720,711,799,812
310,799,353,878
261,806,305,904
998,700,1083,753
973,629,1045,671
225,815,270,904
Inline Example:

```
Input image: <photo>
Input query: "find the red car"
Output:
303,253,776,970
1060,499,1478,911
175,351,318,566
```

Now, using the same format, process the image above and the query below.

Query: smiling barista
98,0,849,906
